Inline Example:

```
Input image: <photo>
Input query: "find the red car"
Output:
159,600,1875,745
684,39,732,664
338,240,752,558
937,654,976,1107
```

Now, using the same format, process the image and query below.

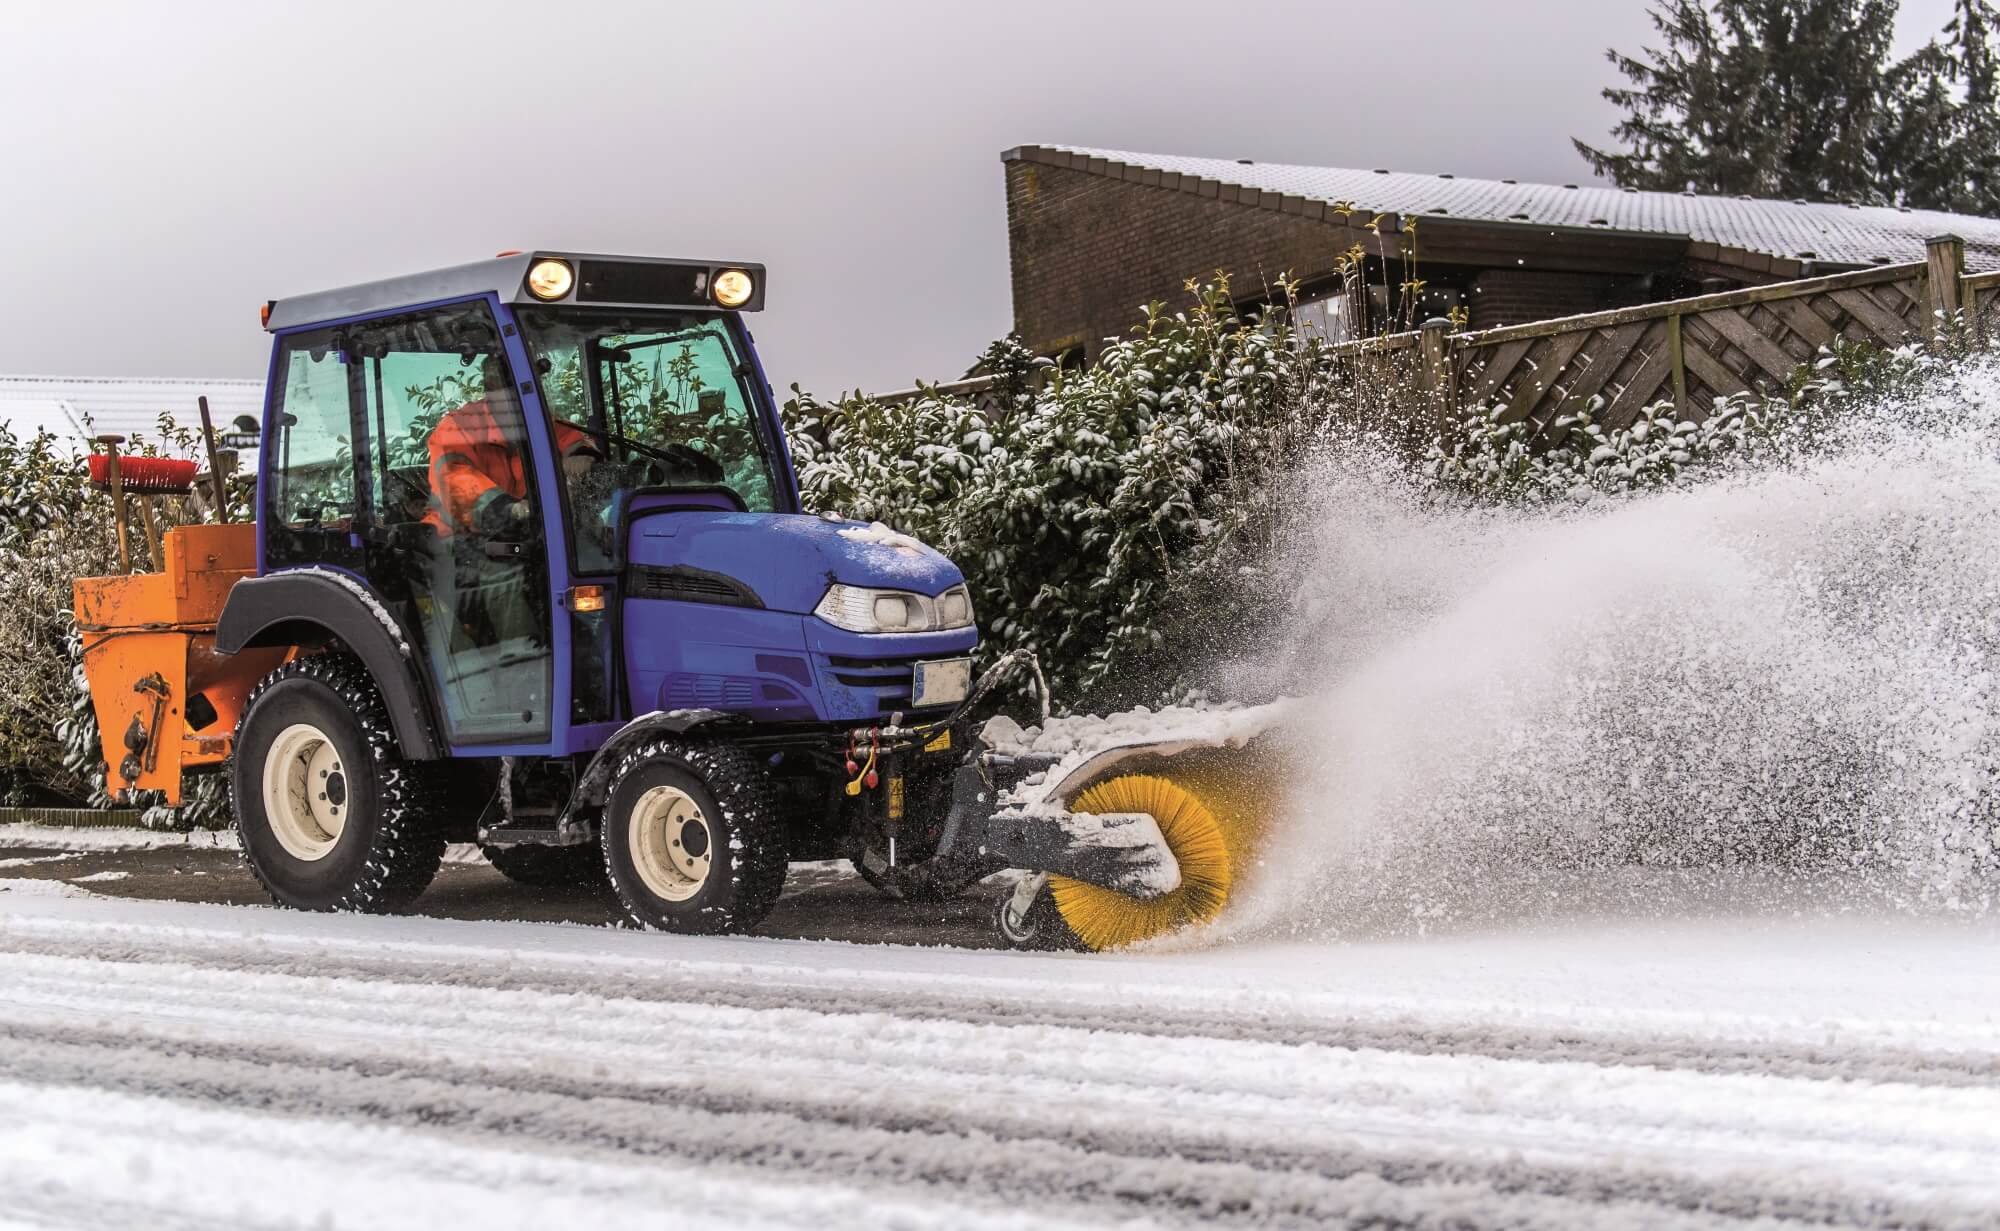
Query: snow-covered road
0,881,1994,1229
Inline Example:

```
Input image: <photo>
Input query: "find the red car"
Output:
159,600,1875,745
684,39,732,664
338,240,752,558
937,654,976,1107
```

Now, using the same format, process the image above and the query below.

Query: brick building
1002,144,2000,363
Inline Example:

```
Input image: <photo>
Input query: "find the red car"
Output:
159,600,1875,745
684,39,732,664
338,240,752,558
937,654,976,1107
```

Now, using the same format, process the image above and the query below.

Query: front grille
627,565,762,608
819,654,957,716
666,674,757,708
824,653,922,690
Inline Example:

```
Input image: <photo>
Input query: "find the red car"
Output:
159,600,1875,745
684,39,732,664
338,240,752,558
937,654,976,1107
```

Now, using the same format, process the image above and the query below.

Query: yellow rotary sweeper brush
954,710,1291,952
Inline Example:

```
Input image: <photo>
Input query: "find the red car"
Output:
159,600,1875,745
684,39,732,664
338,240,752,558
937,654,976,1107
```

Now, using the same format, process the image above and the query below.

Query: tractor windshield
516,306,782,574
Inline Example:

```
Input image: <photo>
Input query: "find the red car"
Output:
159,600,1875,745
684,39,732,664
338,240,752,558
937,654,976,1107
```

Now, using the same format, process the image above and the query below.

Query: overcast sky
0,0,1958,397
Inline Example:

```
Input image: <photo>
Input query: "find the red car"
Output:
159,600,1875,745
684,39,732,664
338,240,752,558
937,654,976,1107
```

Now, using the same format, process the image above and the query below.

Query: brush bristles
88,455,199,494
1050,774,1237,952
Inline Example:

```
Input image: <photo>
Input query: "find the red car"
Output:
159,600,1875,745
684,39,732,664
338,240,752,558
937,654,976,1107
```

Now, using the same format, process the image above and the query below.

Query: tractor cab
248,254,774,749
240,252,978,755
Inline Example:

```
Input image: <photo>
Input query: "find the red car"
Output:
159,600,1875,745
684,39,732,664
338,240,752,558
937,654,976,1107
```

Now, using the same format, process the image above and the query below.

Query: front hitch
839,651,1181,904
841,649,1050,897
863,736,1182,902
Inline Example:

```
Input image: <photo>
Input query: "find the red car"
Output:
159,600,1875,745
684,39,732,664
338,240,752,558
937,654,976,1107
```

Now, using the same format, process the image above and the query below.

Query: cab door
267,302,556,745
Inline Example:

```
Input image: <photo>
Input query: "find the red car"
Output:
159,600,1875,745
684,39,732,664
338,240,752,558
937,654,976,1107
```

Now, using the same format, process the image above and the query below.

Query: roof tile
1030,144,2000,270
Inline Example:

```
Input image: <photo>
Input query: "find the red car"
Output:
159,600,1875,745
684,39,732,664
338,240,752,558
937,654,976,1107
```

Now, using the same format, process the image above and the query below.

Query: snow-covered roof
0,375,264,458
1010,144,2000,271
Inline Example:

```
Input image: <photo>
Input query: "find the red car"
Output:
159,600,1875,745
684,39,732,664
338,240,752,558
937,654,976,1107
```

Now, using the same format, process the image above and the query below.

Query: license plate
912,657,973,707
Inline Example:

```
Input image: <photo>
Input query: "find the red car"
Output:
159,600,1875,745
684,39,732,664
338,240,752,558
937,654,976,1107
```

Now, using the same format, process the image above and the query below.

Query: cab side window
265,329,363,570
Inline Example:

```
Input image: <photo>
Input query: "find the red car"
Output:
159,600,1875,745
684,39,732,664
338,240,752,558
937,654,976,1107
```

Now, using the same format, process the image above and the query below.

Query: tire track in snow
0,1078,1069,1231
9,948,1988,1173
1,924,1992,1090
0,949,1994,1229
0,1020,1954,1231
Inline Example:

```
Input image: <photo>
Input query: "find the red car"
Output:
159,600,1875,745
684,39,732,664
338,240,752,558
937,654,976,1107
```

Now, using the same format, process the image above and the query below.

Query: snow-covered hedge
787,281,1369,711
1428,337,1933,504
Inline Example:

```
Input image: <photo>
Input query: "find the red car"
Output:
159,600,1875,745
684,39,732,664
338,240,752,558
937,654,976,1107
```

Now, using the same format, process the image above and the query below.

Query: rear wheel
480,842,608,890
231,653,445,912
602,740,788,934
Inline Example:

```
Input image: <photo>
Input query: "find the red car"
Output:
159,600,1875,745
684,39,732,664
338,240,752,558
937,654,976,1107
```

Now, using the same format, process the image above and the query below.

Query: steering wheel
637,445,723,486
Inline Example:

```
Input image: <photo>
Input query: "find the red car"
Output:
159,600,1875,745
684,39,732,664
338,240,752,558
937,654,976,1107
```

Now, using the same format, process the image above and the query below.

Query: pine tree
1577,1,1899,203
1875,37,1966,210
1940,0,2000,211
1586,1,2000,213
1856,0,2000,212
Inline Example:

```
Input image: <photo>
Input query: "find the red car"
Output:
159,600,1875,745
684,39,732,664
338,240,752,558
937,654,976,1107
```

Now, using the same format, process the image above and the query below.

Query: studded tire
230,653,446,913
601,739,789,935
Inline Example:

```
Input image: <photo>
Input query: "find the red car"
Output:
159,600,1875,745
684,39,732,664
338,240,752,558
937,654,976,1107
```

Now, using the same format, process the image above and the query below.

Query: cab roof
264,251,766,332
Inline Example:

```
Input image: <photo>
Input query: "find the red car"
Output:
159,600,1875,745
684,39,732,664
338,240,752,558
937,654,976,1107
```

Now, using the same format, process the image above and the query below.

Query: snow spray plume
1224,356,2000,940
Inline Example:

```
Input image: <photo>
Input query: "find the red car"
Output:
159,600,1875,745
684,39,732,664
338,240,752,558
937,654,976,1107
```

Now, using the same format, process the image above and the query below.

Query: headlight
872,594,914,630
814,583,976,634
712,268,755,308
937,584,974,628
525,258,574,301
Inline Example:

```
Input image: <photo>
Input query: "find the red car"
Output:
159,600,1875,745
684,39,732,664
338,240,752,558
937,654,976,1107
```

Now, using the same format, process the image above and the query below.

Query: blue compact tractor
80,252,1184,941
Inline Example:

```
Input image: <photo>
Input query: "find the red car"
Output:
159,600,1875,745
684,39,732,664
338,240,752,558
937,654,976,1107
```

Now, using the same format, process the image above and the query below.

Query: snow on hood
626,511,966,614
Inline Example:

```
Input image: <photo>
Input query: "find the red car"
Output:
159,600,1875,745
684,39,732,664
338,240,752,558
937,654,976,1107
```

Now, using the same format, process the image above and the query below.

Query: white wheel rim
628,784,714,903
262,723,349,862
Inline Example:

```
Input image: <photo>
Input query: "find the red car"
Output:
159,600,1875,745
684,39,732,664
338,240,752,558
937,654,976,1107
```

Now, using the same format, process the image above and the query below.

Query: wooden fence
1349,234,1992,437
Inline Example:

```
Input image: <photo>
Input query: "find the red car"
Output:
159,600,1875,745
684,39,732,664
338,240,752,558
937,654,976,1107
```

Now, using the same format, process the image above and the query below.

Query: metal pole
197,395,230,523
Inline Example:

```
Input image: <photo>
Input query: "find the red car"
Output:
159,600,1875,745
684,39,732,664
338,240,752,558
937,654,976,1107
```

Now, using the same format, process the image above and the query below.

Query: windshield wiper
602,326,726,355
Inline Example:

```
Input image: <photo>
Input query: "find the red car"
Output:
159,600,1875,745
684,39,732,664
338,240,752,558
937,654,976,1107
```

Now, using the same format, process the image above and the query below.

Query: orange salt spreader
71,426,285,804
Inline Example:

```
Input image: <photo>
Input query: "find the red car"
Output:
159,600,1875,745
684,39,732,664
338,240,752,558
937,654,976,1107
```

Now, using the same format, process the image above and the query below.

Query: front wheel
601,740,789,934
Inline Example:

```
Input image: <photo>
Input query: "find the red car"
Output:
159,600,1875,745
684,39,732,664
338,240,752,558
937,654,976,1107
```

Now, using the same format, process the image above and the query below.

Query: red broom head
89,455,200,494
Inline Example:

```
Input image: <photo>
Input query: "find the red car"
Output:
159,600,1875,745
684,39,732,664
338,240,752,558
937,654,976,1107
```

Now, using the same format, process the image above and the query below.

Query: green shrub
787,280,1345,711
1427,337,1931,504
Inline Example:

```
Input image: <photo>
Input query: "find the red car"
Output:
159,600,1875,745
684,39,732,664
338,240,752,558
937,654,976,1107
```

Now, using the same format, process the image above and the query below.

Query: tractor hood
625,510,966,615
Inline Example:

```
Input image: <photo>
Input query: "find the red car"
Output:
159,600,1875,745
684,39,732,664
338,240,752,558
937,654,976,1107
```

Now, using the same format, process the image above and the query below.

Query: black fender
573,708,747,809
216,570,443,760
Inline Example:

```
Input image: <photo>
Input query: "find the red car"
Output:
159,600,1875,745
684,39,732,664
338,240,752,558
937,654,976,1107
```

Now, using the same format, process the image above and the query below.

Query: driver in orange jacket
425,356,600,540
424,356,602,648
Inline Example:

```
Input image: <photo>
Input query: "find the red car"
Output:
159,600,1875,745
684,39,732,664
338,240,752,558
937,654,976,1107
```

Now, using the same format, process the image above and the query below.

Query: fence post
1419,317,1454,440
1925,233,1965,348
1665,314,1688,418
